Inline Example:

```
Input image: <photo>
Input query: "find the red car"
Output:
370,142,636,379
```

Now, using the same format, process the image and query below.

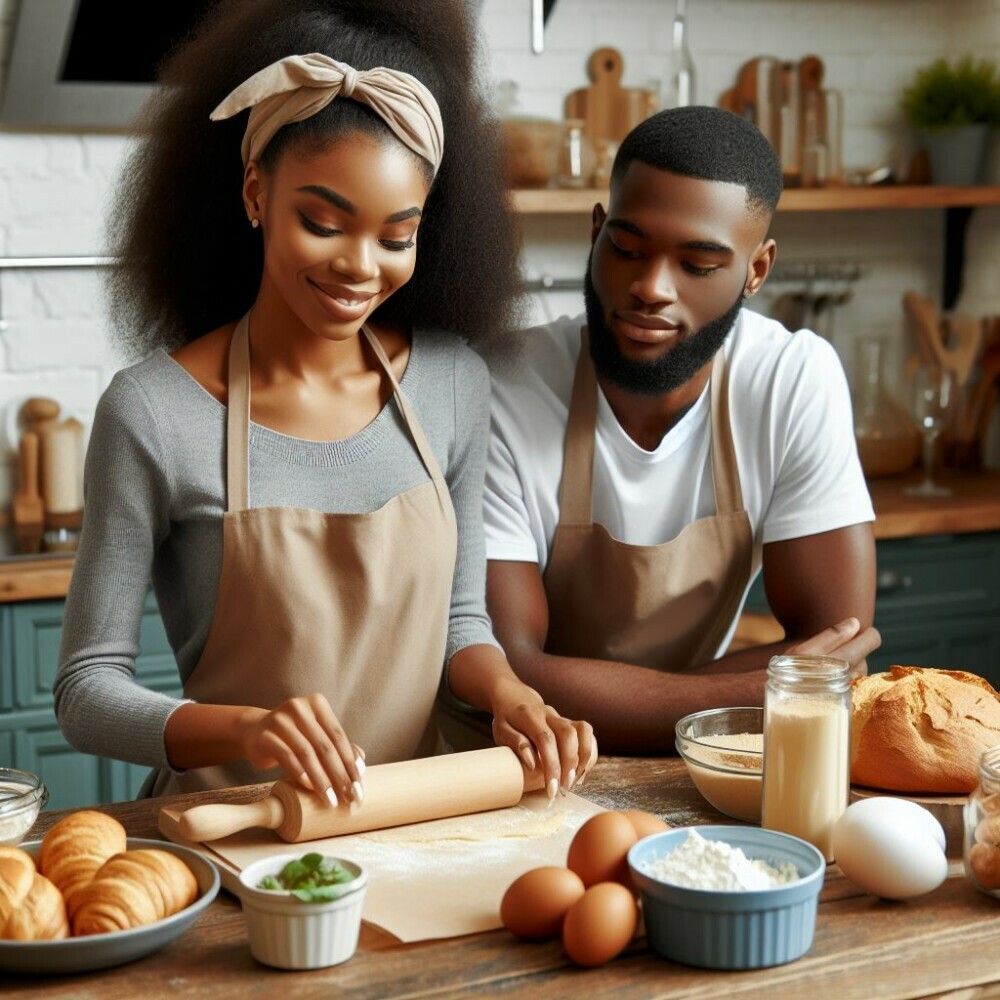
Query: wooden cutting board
564,47,655,152
160,790,603,943
850,785,967,857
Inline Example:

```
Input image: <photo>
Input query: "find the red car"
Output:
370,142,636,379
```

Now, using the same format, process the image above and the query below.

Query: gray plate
0,837,220,975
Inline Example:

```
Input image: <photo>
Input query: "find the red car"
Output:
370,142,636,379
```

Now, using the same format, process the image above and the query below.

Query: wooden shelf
511,184,1000,215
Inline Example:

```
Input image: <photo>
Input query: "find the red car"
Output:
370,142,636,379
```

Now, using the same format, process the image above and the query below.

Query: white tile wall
0,0,997,504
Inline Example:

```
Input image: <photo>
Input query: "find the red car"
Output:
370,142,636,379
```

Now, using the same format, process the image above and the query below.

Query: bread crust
851,666,1000,793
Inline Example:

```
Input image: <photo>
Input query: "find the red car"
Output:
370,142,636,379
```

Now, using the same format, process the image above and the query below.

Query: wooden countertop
1,471,998,603
869,469,1000,540
9,757,1000,999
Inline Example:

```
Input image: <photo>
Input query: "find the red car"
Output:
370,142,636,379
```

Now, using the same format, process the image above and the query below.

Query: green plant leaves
901,57,1000,129
256,853,357,903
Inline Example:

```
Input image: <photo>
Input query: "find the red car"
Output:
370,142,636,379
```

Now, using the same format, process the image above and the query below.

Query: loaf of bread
38,809,128,917
72,849,199,937
0,845,70,941
851,666,1000,793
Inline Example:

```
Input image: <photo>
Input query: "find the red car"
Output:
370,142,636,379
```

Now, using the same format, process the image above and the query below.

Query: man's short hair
611,106,783,217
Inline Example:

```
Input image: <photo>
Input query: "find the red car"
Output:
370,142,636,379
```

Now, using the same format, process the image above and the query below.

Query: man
481,106,880,753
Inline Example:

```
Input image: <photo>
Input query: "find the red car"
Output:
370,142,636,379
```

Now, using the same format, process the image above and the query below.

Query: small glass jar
555,119,596,189
761,655,851,862
963,745,1000,899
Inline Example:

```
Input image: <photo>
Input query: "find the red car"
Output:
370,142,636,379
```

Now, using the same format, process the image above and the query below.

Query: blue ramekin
627,825,826,970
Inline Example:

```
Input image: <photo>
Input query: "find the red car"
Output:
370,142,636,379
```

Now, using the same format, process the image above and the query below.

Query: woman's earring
250,218,260,229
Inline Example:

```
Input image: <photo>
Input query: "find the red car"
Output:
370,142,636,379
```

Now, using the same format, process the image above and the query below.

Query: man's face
585,163,772,395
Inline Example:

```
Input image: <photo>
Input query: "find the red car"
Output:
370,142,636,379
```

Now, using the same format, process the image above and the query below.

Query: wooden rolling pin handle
178,793,286,843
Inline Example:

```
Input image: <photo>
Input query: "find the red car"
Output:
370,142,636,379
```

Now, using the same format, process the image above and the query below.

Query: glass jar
761,654,851,862
852,336,921,478
555,119,596,189
963,745,1000,899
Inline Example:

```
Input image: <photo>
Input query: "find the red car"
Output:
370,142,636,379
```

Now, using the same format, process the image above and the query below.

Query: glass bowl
0,767,48,845
675,707,763,822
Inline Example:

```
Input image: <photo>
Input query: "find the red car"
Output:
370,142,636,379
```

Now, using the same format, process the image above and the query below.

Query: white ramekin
238,854,367,970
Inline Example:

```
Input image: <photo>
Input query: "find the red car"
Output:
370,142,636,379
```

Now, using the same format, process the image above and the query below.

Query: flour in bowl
642,830,799,890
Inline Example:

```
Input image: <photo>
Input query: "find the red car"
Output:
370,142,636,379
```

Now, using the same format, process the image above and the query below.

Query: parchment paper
197,790,603,941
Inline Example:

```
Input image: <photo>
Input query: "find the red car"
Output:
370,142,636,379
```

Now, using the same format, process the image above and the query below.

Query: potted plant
900,56,1000,185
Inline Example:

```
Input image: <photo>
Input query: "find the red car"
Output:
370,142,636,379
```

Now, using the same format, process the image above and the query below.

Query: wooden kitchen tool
564,47,653,151
163,746,568,845
12,430,43,528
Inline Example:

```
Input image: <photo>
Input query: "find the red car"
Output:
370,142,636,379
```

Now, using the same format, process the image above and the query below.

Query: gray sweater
54,329,500,771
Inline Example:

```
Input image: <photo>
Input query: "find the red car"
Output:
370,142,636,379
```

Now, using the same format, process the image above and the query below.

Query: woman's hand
489,678,597,799
239,694,366,806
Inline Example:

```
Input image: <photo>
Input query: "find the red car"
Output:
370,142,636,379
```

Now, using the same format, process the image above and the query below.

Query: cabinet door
2,593,181,810
0,708,106,811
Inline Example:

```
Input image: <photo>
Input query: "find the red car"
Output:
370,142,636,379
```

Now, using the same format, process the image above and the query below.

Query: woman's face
245,133,430,341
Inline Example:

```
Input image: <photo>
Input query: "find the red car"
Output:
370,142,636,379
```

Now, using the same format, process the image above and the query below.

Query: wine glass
903,364,954,497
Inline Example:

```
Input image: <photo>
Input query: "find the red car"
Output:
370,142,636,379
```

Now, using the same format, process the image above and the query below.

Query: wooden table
7,757,1000,999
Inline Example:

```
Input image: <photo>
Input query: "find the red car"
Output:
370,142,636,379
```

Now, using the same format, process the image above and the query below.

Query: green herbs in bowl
257,853,358,903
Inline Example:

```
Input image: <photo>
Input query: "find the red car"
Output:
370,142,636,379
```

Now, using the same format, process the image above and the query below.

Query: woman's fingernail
546,778,558,800
352,781,365,804
355,756,366,778
325,787,338,808
519,745,536,771
299,772,312,790
576,770,587,787
567,768,577,790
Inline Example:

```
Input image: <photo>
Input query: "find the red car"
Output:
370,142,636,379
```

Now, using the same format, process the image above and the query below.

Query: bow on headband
210,52,444,175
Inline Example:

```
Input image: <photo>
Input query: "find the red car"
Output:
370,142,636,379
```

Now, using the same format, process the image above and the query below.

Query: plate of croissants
0,808,219,974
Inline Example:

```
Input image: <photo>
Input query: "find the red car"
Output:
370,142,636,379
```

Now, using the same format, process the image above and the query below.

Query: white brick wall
0,0,997,505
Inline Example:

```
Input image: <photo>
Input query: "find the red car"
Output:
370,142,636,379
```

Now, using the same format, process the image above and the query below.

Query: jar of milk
964,745,1000,898
761,654,851,861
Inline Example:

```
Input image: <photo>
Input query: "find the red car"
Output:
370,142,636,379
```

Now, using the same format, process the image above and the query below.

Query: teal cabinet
745,531,1000,687
0,592,181,811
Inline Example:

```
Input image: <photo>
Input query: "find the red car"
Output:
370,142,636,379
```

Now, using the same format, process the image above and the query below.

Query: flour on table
365,797,566,845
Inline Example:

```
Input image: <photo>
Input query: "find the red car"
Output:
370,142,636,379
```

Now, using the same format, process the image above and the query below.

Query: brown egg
621,809,670,840
567,812,639,888
562,881,638,967
500,866,586,939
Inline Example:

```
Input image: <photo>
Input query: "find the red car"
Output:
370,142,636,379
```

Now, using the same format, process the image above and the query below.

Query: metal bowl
0,767,48,845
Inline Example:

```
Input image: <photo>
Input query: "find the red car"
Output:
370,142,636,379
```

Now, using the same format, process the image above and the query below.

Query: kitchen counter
1,470,998,603
9,756,999,999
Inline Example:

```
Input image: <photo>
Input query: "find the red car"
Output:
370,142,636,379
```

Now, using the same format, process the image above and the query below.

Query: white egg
842,797,946,852
832,800,947,900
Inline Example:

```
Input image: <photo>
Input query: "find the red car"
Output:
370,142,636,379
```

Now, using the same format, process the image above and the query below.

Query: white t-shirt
484,310,875,657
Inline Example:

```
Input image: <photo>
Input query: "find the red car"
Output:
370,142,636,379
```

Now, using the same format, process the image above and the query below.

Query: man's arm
487,522,879,754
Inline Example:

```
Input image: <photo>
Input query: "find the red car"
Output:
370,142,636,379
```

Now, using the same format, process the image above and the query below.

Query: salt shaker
761,654,851,861
964,745,1000,897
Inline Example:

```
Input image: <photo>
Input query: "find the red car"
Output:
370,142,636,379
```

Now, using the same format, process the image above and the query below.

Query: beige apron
154,314,456,795
542,327,753,671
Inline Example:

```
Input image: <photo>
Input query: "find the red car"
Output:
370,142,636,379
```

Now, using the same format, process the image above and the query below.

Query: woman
54,0,595,806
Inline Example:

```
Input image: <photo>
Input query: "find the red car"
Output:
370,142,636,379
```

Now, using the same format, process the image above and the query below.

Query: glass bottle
964,745,1000,898
555,119,596,189
761,655,851,862
665,0,696,108
852,337,921,478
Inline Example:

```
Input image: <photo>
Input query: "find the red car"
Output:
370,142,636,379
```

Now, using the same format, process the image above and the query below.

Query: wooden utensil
564,47,652,151
165,746,570,844
942,313,984,389
12,430,43,528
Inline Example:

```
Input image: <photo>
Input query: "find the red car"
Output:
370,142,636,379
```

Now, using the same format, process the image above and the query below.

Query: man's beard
583,255,744,396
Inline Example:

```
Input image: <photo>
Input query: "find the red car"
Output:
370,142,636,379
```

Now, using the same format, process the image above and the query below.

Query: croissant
72,849,199,936
38,809,127,918
0,846,70,941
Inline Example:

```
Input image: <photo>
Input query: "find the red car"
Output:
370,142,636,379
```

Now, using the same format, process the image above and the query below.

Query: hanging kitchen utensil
564,47,654,151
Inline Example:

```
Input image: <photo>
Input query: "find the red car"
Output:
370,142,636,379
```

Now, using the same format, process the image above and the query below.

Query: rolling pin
175,746,562,844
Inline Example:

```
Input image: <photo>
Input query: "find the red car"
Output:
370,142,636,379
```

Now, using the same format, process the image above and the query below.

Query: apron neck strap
225,315,446,513
226,315,252,513
556,326,744,526
557,326,599,524
708,345,744,515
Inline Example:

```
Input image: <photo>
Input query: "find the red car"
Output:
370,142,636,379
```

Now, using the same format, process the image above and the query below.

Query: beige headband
210,52,444,175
